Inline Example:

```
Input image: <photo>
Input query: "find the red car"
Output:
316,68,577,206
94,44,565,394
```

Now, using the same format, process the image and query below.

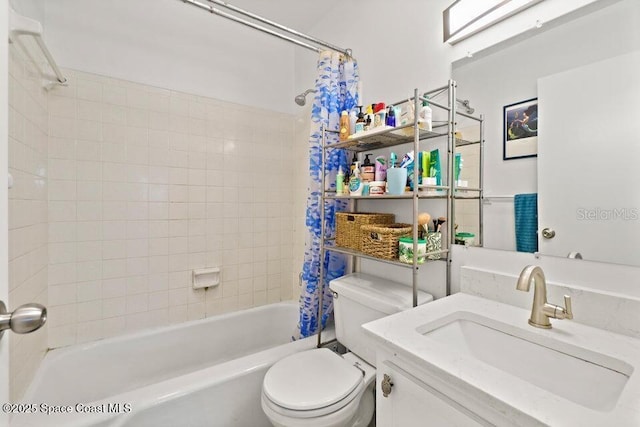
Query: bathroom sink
421,314,631,411
363,293,640,426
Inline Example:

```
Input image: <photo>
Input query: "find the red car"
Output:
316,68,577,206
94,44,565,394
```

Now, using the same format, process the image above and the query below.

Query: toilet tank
329,273,433,365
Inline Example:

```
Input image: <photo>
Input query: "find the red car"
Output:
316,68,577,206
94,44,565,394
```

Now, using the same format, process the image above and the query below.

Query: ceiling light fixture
443,0,544,44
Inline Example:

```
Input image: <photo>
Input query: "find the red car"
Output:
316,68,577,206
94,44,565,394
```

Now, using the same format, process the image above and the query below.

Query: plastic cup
387,168,407,195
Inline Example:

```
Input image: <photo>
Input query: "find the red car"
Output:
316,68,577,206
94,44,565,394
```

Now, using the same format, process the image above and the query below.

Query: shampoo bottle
336,166,345,195
339,110,350,141
349,162,364,196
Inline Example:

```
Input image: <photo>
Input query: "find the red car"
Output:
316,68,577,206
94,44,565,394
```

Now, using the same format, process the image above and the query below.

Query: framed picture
503,98,538,160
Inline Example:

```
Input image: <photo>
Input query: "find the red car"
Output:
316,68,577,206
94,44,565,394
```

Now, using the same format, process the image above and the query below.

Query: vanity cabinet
373,346,532,427
377,360,489,427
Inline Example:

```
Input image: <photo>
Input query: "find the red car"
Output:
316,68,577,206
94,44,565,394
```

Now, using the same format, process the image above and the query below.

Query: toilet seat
262,349,365,418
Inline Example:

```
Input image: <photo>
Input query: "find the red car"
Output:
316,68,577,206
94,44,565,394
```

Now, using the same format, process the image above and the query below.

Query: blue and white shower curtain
297,51,359,339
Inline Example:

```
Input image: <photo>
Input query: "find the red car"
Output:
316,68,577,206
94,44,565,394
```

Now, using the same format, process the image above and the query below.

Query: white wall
452,0,640,252
41,0,297,114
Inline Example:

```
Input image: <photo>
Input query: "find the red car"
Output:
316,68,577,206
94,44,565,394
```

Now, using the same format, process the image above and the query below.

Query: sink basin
421,314,632,411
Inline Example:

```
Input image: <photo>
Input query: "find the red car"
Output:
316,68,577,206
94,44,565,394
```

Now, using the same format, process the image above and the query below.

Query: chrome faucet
516,265,573,329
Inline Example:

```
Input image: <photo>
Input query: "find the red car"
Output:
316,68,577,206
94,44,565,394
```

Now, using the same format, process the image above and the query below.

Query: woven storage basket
360,223,413,260
336,212,395,251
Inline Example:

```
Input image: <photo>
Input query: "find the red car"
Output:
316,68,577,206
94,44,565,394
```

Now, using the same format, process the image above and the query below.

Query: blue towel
514,193,538,253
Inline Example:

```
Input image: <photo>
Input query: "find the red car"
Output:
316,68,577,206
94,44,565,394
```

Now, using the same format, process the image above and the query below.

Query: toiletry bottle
361,154,375,182
373,103,386,128
350,153,358,176
349,110,357,136
349,161,364,196
339,110,350,141
393,105,401,126
374,156,387,181
419,94,433,131
336,166,345,195
355,107,365,133
386,105,396,127
364,105,374,131
421,151,430,183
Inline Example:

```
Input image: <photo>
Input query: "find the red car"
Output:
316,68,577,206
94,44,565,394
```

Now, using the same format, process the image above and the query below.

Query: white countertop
363,293,640,426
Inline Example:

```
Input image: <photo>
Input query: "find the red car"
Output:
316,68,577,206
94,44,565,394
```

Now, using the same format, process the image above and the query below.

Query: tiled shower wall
8,45,49,400
47,69,299,348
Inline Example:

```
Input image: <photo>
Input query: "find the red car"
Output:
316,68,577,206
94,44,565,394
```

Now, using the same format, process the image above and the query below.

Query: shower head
295,89,317,106
457,99,475,115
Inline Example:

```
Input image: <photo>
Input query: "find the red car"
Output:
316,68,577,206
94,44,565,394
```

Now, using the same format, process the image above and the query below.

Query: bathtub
14,301,329,427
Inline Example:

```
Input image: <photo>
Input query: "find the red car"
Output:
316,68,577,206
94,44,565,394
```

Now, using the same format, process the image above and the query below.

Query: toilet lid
263,348,363,412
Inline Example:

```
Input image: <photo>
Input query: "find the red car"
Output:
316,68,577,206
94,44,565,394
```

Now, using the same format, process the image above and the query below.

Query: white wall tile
46,69,297,351
77,280,102,302
49,242,76,264
76,241,102,261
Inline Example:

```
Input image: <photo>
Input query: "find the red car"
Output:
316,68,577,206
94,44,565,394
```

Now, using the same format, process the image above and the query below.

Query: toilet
261,273,433,427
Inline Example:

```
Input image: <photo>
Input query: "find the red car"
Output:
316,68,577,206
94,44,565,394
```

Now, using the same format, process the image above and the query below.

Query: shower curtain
298,51,359,339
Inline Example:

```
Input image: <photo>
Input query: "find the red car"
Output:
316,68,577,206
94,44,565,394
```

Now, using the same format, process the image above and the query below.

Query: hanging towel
514,193,538,253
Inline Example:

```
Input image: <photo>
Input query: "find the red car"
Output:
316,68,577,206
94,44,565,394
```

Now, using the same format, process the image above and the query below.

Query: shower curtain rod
180,0,352,56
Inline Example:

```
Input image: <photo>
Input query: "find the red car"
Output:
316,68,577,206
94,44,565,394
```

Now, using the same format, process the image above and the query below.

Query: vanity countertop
363,293,640,427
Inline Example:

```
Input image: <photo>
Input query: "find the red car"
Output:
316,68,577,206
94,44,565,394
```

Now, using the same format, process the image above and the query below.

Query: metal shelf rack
315,80,484,347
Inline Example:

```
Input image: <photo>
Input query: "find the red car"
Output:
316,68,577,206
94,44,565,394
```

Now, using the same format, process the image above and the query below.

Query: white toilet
261,273,433,427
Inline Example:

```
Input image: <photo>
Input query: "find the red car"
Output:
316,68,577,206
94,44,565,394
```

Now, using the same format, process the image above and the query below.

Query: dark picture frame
503,98,538,160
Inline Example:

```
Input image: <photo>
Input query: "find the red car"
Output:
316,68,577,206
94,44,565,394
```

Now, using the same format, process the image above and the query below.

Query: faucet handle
563,295,574,320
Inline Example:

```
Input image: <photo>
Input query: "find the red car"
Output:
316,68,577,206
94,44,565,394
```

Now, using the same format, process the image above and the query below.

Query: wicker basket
360,223,413,260
336,212,395,251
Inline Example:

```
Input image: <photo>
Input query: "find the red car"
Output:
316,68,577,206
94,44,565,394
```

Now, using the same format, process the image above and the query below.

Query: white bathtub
14,302,327,427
